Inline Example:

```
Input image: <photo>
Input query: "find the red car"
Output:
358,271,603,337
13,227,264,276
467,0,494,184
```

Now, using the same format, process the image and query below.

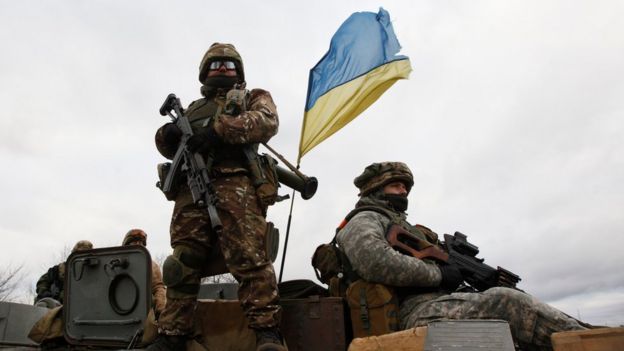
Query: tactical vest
312,205,432,293
178,94,279,209
311,205,440,338
185,96,248,169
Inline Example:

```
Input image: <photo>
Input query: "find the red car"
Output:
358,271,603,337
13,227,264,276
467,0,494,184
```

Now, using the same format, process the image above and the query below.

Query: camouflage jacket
155,88,278,207
35,262,65,303
155,88,278,161
335,195,442,288
151,261,166,315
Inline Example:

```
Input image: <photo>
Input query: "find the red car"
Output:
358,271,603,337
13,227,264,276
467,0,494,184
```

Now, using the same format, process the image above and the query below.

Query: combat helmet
354,162,414,196
198,43,245,84
72,240,93,253
122,229,147,246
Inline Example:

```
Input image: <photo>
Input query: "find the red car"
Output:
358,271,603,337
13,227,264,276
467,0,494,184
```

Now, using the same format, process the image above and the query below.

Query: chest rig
184,94,279,208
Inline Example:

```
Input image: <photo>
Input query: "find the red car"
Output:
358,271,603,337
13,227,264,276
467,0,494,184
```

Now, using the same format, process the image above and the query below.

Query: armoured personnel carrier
1,246,621,350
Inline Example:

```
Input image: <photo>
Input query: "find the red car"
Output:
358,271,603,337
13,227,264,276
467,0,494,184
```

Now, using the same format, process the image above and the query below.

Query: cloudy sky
1,1,622,326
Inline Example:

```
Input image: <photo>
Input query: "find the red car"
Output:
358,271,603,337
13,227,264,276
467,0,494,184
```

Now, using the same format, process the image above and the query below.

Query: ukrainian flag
298,8,412,162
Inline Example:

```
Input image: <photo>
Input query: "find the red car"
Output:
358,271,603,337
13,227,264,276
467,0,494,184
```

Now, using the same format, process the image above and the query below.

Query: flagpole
278,184,297,284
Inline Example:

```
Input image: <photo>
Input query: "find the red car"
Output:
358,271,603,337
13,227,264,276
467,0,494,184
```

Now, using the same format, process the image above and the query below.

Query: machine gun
386,225,521,291
157,93,222,233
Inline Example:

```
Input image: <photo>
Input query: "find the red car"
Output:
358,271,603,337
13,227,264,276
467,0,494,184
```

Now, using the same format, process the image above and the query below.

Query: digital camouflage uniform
154,43,280,336
336,162,586,351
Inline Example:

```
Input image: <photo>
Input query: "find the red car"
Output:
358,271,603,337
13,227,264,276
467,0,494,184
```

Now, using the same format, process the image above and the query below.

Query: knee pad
162,254,186,288
163,254,201,298
174,245,205,270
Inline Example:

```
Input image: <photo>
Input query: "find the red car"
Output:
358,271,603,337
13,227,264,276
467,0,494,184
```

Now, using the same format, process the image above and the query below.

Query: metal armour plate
64,245,151,347
424,320,515,351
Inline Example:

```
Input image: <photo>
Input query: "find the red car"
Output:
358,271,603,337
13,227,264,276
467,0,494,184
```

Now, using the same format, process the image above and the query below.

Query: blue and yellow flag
297,8,412,162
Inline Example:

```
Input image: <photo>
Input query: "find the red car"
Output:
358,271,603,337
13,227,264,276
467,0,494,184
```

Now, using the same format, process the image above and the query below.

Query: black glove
187,125,220,153
438,263,463,291
161,123,183,145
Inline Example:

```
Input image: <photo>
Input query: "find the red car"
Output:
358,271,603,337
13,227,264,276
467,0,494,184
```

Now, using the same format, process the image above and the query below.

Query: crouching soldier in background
333,162,588,351
34,240,93,308
122,229,167,317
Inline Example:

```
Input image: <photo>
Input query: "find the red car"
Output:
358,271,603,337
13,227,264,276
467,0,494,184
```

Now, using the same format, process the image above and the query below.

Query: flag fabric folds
297,7,412,162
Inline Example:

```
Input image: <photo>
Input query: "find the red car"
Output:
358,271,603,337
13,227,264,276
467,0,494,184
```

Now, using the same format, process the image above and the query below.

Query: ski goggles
209,60,236,70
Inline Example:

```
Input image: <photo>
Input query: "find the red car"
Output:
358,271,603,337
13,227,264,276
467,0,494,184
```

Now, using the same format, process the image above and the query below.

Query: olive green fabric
162,247,203,299
345,280,400,338
354,162,414,196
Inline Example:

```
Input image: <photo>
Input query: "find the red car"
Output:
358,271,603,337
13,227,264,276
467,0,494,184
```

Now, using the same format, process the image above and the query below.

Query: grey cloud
1,0,623,326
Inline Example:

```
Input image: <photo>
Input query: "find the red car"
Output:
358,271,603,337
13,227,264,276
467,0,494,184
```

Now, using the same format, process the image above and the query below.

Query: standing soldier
121,229,167,318
149,43,284,351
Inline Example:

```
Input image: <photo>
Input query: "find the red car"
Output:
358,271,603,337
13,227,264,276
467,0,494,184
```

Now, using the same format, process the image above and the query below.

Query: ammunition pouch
345,280,400,338
265,221,280,263
312,243,342,285
311,242,352,297
156,162,178,201
254,154,279,208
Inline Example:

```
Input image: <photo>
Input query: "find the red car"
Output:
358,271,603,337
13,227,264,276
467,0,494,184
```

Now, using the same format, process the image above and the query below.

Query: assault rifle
157,93,222,233
386,225,521,291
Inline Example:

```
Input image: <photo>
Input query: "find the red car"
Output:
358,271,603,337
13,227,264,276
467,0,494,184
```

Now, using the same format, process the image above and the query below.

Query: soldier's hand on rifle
187,125,220,153
438,263,463,291
225,88,248,115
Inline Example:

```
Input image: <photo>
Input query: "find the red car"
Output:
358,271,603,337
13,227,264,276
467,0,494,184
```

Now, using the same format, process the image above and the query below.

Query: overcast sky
1,1,622,326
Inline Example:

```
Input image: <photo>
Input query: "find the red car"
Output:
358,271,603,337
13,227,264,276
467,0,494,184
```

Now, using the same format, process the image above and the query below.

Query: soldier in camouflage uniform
34,240,93,306
122,229,167,317
149,43,285,351
336,162,587,351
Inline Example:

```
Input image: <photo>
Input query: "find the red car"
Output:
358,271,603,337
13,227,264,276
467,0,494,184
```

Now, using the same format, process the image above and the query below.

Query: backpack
311,206,401,337
311,206,395,296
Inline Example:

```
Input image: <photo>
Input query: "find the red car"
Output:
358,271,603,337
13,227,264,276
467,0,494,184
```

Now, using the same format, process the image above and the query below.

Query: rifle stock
386,225,449,262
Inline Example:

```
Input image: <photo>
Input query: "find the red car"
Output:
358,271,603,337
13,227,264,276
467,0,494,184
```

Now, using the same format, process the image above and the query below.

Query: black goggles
209,60,236,70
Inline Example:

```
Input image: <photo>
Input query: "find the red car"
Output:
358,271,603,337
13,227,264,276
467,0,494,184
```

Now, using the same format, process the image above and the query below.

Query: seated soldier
34,240,93,307
335,162,588,351
122,229,167,317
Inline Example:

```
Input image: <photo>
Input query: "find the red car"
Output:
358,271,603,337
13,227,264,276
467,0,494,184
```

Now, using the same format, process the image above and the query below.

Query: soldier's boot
145,335,187,351
255,327,287,351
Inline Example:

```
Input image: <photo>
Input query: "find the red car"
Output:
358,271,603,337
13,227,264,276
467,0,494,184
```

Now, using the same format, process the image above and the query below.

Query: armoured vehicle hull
2,247,621,351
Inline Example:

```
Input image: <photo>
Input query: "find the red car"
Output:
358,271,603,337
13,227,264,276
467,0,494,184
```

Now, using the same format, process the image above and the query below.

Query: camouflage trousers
399,287,585,351
158,174,281,335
